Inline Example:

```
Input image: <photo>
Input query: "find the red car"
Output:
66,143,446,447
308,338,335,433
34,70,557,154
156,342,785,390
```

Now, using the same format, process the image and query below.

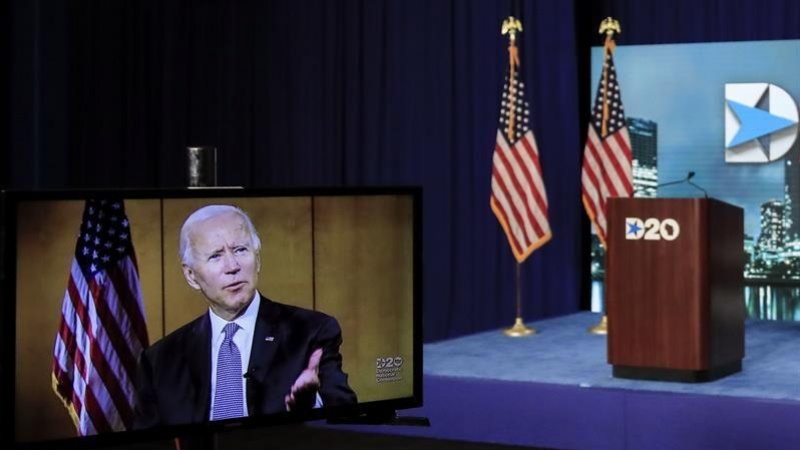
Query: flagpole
588,17,622,336
505,262,535,336
498,15,536,337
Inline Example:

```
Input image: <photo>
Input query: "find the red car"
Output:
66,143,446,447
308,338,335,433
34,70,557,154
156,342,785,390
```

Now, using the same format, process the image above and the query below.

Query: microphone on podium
686,171,709,198
656,171,708,198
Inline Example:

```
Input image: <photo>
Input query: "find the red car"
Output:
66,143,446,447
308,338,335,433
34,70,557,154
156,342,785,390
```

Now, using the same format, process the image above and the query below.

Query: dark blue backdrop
6,0,800,342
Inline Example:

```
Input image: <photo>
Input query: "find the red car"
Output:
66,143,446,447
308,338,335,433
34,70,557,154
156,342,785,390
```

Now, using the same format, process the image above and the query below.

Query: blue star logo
726,100,797,148
626,221,642,236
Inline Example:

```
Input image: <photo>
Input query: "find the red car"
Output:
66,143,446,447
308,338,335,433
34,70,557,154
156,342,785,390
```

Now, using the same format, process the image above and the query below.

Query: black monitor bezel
1,186,423,450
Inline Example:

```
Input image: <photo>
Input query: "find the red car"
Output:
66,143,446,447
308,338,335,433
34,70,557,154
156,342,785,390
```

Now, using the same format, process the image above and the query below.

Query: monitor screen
2,187,422,448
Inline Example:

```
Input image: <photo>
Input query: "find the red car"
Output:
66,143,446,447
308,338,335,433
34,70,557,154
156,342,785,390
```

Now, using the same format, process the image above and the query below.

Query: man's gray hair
179,204,262,265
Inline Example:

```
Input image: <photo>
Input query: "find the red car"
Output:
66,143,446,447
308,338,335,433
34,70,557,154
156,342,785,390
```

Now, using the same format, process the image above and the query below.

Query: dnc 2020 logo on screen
725,83,799,163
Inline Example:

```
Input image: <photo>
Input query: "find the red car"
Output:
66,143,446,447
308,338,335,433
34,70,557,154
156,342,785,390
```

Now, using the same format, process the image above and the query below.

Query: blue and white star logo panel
725,83,799,163
625,218,645,240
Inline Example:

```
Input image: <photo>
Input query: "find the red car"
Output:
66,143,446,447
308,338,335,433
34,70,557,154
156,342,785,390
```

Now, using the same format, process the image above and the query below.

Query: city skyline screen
589,39,800,321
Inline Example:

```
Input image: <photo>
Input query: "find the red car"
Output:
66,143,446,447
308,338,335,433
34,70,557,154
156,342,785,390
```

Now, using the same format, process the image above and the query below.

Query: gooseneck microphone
656,171,708,198
686,171,709,198
686,172,708,198
655,171,693,190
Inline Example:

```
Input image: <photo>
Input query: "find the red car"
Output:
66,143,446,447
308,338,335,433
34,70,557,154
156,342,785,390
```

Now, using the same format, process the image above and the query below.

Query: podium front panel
606,198,744,381
607,198,708,370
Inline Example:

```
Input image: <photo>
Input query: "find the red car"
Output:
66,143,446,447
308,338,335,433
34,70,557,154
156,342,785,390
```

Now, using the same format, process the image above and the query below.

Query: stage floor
324,312,800,450
424,311,800,402
97,312,800,450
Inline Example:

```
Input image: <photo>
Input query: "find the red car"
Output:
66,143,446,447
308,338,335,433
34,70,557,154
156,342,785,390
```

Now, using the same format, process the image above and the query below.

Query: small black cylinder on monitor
186,146,218,188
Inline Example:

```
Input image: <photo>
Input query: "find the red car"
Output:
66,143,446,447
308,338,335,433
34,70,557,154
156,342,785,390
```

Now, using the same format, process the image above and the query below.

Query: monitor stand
327,409,430,427
175,433,218,450
174,411,430,450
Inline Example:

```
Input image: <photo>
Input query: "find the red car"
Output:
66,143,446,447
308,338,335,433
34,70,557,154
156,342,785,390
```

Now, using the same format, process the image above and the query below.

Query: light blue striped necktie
213,322,244,420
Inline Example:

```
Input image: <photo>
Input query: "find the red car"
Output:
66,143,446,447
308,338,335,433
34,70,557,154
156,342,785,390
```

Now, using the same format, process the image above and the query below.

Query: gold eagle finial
501,16,523,41
599,17,621,37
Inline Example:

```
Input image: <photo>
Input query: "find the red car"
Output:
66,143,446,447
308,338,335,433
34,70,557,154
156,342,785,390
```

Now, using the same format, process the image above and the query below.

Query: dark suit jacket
133,295,357,429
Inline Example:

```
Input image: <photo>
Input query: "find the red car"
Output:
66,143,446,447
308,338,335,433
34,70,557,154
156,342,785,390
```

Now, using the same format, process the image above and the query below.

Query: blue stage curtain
8,1,800,341
8,0,583,342
584,0,800,44
249,0,584,343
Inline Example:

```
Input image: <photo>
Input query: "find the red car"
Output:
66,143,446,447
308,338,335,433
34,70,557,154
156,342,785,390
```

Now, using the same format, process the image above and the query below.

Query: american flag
52,199,149,435
490,38,551,263
581,36,633,246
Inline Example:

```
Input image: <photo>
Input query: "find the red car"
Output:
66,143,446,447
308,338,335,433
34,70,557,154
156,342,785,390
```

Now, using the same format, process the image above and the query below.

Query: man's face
182,211,260,321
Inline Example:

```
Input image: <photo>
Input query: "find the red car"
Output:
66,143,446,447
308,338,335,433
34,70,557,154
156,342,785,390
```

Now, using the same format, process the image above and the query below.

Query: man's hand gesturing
285,348,322,411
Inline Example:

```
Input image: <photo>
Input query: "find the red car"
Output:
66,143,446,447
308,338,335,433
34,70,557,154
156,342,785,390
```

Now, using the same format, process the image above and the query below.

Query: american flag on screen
490,31,551,263
581,35,633,247
51,199,149,435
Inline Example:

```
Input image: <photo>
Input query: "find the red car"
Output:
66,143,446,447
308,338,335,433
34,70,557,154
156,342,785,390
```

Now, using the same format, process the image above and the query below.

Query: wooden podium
606,198,745,382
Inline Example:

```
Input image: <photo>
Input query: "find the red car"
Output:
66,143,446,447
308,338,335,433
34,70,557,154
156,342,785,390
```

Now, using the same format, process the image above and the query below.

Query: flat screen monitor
1,187,422,449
